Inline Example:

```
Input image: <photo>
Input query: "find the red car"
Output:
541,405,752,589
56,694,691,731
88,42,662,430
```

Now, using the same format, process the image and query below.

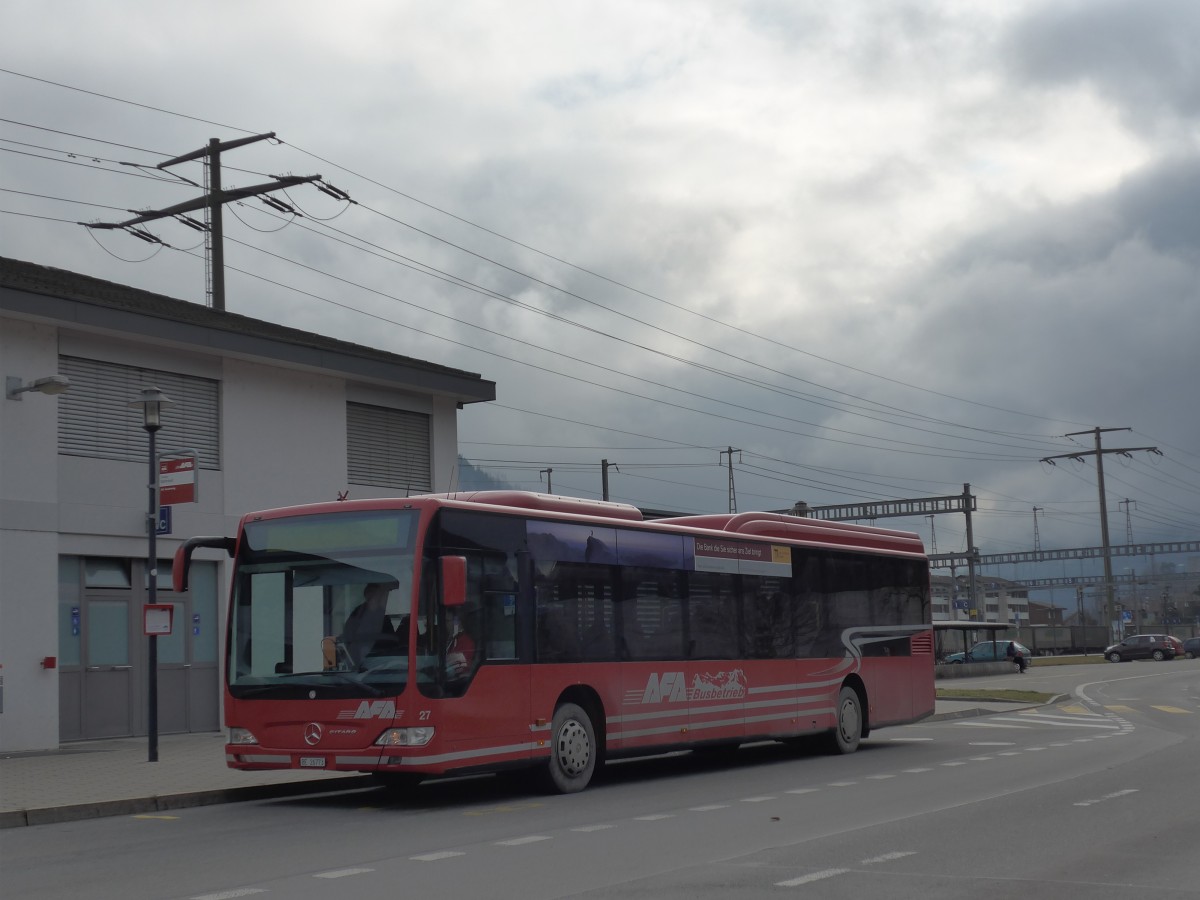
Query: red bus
175,490,934,793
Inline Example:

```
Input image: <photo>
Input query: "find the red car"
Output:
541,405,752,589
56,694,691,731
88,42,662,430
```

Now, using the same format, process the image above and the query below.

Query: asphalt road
3,661,1197,900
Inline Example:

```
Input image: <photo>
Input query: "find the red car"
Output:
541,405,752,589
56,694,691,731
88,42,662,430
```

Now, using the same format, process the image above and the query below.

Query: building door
60,556,221,742
152,567,220,734
81,593,136,738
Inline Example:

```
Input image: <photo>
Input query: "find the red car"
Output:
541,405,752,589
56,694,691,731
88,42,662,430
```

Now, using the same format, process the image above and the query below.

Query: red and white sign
159,456,196,505
144,604,174,636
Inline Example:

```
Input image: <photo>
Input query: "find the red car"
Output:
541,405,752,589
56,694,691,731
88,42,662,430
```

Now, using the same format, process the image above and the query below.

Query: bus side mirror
441,556,467,608
172,535,236,592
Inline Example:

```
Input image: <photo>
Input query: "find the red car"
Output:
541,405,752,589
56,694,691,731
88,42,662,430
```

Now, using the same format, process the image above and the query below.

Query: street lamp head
6,374,71,400
130,386,173,432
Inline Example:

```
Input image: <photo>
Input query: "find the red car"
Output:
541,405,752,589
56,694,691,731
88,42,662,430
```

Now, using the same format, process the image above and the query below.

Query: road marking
190,891,266,900
985,717,1119,730
1104,705,1135,713
997,751,1021,756
741,796,777,803
571,824,614,832
902,767,932,773
828,781,857,787
862,851,916,865
941,761,966,767
689,804,729,812
315,868,373,878
498,835,552,846
969,756,994,761
634,813,675,820
776,868,849,887
786,788,819,795
464,802,545,817
968,741,1015,746
1019,712,1112,723
866,774,895,780
411,851,465,861
1075,789,1138,808
1151,706,1191,714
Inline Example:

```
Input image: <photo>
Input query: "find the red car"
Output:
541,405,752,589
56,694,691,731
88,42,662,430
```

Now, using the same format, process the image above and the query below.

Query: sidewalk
0,699,1032,828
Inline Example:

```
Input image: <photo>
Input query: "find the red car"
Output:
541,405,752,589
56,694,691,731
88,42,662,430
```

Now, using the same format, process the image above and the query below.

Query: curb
0,775,368,829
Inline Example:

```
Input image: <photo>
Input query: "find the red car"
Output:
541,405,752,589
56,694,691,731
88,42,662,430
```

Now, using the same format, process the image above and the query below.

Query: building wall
1,312,470,751
1,318,64,750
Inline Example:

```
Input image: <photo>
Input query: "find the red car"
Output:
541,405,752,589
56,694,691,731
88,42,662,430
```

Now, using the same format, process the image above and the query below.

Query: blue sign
156,505,172,535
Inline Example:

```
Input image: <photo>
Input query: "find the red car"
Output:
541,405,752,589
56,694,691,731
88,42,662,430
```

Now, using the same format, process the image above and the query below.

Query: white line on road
689,804,729,812
989,717,1120,729
862,851,916,865
1075,789,1139,808
498,835,552,846
411,851,466,861
314,868,373,878
741,796,777,803
776,868,849,887
902,767,933,773
190,891,266,900
785,788,819,795
634,813,675,820
571,824,615,832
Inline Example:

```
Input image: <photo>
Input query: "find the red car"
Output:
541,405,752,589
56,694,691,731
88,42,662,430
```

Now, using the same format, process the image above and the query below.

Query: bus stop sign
159,456,196,505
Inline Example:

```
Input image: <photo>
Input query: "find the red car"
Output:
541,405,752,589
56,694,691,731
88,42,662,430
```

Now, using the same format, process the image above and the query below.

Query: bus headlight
375,727,435,747
229,727,259,745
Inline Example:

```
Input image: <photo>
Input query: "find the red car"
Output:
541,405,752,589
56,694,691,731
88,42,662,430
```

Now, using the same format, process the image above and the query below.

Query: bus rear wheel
544,702,596,793
826,686,863,755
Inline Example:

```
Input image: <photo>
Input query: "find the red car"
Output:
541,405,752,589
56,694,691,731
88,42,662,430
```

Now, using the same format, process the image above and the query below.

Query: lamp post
130,387,173,762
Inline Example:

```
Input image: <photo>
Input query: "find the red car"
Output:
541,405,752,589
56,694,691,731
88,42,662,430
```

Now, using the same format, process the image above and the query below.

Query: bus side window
687,572,737,659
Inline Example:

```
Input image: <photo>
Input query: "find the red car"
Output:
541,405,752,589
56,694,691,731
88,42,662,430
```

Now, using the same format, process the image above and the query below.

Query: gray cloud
1004,0,1200,132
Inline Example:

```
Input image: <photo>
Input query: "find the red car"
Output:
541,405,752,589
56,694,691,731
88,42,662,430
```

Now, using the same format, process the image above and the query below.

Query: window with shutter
58,356,220,469
347,402,431,493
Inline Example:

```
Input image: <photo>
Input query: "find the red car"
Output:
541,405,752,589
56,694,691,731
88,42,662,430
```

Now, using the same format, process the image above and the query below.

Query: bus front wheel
827,686,863,755
545,702,596,793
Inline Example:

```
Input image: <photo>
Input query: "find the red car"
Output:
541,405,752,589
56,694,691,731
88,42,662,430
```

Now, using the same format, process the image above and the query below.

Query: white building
0,257,495,752
931,574,1030,624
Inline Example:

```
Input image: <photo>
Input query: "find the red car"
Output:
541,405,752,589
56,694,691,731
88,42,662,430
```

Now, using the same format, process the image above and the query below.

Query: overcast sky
3,0,1198,596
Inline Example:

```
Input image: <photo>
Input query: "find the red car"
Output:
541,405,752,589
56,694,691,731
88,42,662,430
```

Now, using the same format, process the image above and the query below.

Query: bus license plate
299,756,326,768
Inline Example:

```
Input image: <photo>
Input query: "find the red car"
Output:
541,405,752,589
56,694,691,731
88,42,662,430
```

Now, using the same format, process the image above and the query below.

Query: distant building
931,574,1035,625
1,257,495,752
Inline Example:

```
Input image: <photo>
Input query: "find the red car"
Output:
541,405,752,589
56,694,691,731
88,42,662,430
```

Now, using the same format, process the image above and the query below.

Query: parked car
1104,634,1177,662
1182,637,1200,660
943,640,1031,668
1165,635,1185,657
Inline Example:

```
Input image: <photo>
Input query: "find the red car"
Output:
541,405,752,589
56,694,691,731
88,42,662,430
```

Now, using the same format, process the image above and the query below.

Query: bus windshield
228,509,420,699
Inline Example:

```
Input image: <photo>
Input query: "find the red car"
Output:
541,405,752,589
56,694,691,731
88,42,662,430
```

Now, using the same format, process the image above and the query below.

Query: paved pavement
0,698,1036,829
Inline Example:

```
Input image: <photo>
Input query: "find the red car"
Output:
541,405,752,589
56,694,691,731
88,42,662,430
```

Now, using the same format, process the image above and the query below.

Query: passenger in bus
446,610,477,677
339,581,400,668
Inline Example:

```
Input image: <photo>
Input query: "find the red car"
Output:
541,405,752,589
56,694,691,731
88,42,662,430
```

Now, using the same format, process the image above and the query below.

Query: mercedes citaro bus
174,491,934,793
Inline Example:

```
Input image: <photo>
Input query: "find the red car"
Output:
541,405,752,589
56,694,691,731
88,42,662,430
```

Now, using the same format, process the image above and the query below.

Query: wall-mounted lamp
6,374,72,401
